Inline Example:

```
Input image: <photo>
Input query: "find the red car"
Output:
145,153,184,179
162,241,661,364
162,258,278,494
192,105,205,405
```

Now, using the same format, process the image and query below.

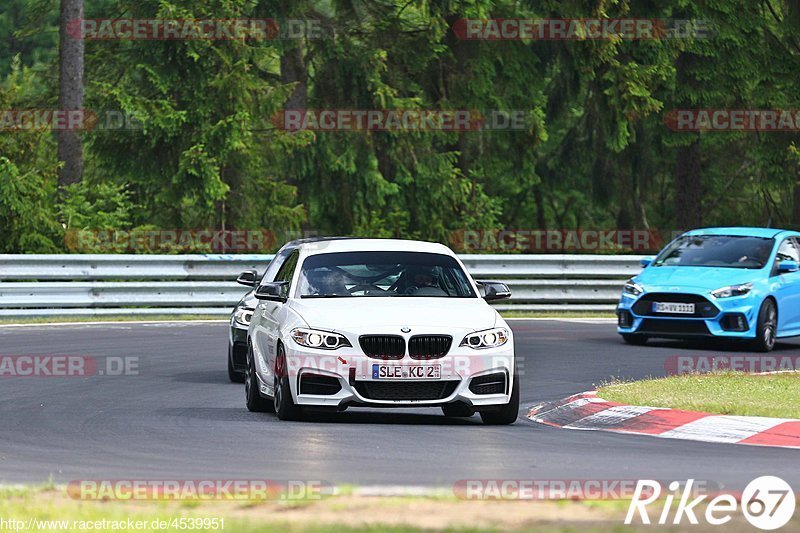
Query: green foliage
58,181,132,229
2,0,800,253
0,157,61,252
0,56,61,252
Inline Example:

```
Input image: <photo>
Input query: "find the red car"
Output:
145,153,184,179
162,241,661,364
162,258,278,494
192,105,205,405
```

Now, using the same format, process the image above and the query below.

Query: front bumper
616,290,758,339
281,343,515,409
228,319,249,372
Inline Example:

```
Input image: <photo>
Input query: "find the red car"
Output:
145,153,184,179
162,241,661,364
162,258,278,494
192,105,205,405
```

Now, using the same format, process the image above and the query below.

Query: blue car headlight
622,280,644,297
710,283,753,299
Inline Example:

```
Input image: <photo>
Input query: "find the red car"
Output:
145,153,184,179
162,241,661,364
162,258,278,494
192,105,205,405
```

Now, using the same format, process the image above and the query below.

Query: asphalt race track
1,319,798,491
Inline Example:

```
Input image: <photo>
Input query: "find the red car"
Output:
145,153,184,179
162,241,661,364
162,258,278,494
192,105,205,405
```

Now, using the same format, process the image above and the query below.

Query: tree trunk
57,0,84,190
792,179,800,227
789,1,800,227
675,139,703,229
673,51,702,230
281,45,307,111
280,44,306,191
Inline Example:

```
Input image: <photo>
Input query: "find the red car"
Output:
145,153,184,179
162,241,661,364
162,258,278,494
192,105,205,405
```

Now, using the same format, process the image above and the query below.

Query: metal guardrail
0,254,642,317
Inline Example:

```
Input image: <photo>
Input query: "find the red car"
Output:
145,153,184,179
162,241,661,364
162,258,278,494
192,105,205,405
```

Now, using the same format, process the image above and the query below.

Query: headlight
291,328,352,350
233,308,254,327
460,327,509,349
623,280,644,297
711,283,753,299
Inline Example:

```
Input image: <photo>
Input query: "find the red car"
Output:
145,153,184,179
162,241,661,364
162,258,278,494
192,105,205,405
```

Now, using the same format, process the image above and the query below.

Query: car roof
291,237,454,256
681,227,799,239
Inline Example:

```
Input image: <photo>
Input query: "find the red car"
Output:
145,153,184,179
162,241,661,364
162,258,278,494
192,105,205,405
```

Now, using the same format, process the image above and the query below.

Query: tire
621,334,649,346
274,345,302,421
228,346,245,383
752,299,777,353
442,403,474,418
480,372,519,425
245,344,274,412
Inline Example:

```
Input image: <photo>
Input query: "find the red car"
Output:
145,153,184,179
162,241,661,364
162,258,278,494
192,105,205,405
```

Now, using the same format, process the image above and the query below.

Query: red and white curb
528,392,800,449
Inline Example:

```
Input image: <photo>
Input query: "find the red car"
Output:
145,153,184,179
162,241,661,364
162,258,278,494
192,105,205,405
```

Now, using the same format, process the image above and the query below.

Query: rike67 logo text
626,477,795,530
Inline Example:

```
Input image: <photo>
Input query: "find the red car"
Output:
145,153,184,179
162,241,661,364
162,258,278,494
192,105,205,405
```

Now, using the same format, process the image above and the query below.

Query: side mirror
236,269,258,287
640,257,654,268
778,260,799,274
477,281,512,302
254,281,289,302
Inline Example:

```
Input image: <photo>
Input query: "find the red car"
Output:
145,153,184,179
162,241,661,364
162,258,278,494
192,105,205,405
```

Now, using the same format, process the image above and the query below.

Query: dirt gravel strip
528,391,800,449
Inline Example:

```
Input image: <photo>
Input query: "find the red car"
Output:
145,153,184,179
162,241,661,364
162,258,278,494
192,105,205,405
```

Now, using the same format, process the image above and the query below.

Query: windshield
298,251,476,298
652,235,775,269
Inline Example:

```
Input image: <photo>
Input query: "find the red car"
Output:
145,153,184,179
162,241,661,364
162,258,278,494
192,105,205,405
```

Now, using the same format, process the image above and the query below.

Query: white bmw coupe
244,237,519,424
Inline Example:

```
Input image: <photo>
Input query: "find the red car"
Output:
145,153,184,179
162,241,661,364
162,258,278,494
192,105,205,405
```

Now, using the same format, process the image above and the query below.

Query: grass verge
598,372,800,419
2,485,794,532
0,485,638,532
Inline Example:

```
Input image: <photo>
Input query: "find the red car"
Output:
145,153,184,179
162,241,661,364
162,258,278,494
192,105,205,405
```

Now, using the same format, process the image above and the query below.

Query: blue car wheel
753,299,778,352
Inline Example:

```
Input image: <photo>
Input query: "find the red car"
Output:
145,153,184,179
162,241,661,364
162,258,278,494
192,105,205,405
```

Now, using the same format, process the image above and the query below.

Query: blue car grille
638,319,711,336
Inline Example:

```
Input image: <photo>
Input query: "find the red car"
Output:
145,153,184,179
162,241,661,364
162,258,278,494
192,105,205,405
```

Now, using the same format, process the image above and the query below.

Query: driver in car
412,268,439,288
306,269,349,296
399,266,446,296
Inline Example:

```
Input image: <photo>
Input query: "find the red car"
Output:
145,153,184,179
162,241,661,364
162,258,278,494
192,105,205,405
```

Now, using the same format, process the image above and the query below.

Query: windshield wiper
300,294,352,299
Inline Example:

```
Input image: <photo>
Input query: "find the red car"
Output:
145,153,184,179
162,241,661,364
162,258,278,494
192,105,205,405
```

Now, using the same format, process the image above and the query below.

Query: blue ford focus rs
617,227,800,351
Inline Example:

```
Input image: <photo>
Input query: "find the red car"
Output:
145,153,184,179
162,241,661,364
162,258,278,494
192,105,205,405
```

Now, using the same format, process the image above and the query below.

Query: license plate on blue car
652,302,695,314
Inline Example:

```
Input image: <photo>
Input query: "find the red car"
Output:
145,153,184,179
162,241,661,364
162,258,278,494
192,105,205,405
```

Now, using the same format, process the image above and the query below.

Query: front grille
354,380,459,401
638,319,710,336
469,372,507,395
632,293,718,318
299,373,342,395
359,335,406,359
408,335,452,359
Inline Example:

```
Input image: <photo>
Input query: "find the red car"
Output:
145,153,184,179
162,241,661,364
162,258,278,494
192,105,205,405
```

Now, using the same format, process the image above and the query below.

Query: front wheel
752,299,777,353
274,345,302,421
479,373,519,425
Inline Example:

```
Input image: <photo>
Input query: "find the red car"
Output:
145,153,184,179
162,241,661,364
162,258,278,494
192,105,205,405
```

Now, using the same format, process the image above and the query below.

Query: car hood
289,297,498,331
637,266,761,291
